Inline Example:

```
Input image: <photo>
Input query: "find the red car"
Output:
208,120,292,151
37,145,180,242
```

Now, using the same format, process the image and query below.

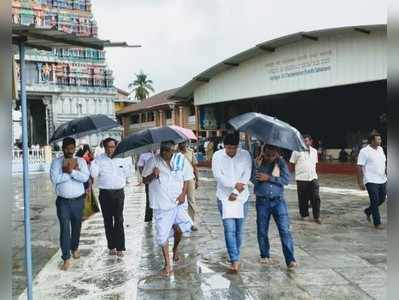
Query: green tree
128,71,155,101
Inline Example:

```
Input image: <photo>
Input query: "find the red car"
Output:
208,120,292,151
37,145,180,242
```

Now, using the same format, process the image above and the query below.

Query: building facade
117,88,196,137
173,25,387,151
12,0,121,147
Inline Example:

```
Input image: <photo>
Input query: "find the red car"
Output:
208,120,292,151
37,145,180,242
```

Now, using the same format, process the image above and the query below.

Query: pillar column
179,106,184,127
154,110,159,126
159,110,164,127
195,106,200,138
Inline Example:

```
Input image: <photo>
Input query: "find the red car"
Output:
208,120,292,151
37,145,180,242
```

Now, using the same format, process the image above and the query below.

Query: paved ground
13,172,387,299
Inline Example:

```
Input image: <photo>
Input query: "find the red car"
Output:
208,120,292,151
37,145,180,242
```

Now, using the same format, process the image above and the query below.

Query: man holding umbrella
142,141,194,276
252,144,298,270
50,137,90,271
90,138,133,257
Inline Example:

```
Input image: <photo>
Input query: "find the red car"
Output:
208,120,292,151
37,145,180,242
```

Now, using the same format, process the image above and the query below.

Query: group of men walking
49,130,386,276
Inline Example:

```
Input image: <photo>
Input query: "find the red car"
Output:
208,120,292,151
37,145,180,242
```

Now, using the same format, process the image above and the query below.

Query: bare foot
227,262,239,274
60,259,71,271
116,251,124,257
160,265,173,277
72,250,80,259
109,249,117,256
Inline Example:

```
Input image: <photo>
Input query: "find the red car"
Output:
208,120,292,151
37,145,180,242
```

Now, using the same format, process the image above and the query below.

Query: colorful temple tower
12,0,120,147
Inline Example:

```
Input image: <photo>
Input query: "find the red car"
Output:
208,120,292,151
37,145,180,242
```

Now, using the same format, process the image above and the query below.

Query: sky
92,0,387,95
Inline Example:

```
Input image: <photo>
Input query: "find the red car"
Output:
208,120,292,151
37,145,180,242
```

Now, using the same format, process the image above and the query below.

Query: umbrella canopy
228,112,307,151
169,125,197,141
112,126,187,158
49,114,120,143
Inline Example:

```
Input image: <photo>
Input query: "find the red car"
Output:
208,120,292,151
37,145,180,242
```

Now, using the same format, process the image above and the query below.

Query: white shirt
211,148,252,202
137,152,153,168
290,146,318,181
357,145,387,184
50,156,90,199
142,154,194,210
90,153,133,189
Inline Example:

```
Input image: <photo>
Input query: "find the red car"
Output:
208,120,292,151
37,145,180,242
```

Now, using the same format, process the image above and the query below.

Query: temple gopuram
12,0,121,147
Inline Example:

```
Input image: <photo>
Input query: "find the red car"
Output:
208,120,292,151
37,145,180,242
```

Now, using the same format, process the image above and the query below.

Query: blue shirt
50,156,90,199
251,157,290,199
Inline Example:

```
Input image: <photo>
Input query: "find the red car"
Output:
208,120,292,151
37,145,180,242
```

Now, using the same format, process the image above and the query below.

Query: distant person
338,148,349,163
212,133,252,273
142,141,194,276
205,139,214,160
357,132,387,229
76,144,99,219
178,142,200,230
90,138,133,257
253,144,298,270
137,151,155,222
290,135,321,224
50,137,89,271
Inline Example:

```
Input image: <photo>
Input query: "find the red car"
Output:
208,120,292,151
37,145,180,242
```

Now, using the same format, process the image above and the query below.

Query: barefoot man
211,133,252,273
50,137,89,270
142,141,194,276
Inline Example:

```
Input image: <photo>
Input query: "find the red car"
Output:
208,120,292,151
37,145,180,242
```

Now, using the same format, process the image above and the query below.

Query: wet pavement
14,172,387,299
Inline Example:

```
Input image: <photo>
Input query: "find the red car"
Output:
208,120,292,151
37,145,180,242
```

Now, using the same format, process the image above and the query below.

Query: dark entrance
28,97,47,146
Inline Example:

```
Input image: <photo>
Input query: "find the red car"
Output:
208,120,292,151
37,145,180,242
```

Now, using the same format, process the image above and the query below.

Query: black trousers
144,184,153,222
99,189,125,251
296,179,321,219
365,182,386,226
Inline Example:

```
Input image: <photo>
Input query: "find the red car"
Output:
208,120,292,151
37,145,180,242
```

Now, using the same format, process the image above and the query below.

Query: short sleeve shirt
357,145,387,184
289,146,318,181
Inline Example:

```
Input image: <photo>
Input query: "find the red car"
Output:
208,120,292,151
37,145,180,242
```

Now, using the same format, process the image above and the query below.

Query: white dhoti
154,204,193,246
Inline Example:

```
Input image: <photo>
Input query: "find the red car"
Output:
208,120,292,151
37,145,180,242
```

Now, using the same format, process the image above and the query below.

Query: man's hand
176,193,185,205
153,167,160,177
62,159,74,174
195,178,199,189
359,183,366,191
228,193,237,201
235,182,245,193
256,172,271,182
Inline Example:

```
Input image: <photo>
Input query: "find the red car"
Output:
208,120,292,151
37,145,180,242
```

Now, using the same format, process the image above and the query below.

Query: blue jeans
56,195,84,261
256,196,295,266
217,200,249,263
365,183,387,226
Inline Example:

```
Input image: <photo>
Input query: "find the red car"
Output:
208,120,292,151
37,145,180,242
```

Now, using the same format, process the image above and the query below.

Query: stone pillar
159,110,164,127
122,116,129,137
179,106,184,127
169,104,176,125
154,111,159,126
42,96,52,145
195,106,200,138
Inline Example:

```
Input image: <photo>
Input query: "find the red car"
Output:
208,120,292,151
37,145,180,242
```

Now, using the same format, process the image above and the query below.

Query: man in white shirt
90,138,133,257
142,141,194,277
137,151,155,222
211,133,252,273
357,132,387,229
290,135,321,224
50,137,90,271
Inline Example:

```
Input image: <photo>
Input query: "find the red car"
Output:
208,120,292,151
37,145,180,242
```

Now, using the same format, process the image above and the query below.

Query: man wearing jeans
357,132,387,229
50,137,90,271
252,144,298,270
212,133,252,273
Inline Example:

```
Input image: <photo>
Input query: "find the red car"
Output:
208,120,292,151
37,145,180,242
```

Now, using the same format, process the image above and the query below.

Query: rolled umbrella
112,126,188,158
169,125,197,141
49,114,120,143
228,112,307,151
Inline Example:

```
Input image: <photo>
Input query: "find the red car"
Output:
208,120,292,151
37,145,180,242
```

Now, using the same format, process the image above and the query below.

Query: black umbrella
112,126,187,158
228,112,307,151
49,114,120,143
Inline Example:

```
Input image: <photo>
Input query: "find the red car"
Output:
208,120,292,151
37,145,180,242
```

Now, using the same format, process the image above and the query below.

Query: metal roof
12,24,141,51
172,24,386,100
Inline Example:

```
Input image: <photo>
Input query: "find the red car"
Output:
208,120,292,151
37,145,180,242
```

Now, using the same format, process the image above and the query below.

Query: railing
12,148,45,164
